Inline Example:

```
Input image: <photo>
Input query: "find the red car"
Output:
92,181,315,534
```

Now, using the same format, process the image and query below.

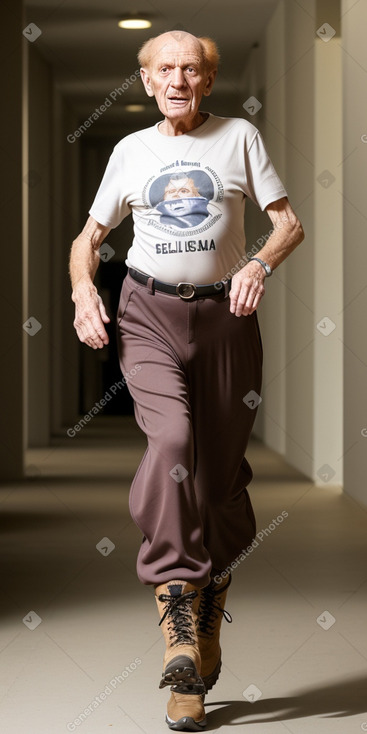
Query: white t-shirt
89,113,287,284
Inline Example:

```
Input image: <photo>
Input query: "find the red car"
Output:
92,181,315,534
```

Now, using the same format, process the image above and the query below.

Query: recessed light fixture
125,104,146,112
118,18,151,29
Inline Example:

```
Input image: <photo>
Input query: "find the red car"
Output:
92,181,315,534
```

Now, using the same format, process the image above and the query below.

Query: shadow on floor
205,673,367,728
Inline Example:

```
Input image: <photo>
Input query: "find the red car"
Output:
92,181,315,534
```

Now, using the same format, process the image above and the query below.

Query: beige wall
27,46,52,446
342,0,367,505
282,1,316,479
313,16,343,485
51,93,81,432
246,0,344,487
24,42,81,442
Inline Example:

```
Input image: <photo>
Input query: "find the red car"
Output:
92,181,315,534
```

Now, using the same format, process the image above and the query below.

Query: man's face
140,34,215,125
163,177,200,200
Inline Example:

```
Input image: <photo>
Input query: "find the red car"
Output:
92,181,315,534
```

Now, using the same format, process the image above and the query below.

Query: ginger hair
137,32,220,72
197,37,220,72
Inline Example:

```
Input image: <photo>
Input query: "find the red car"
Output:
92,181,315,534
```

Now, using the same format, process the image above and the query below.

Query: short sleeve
88,146,131,228
243,130,287,211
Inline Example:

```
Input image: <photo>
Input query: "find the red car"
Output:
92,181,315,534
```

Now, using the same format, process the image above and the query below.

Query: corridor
1,0,367,732
1,418,366,733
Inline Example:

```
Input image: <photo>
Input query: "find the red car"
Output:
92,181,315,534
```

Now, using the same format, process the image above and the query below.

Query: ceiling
25,0,279,123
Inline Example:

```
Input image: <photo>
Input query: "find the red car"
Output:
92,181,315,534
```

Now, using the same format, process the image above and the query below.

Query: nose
171,66,186,88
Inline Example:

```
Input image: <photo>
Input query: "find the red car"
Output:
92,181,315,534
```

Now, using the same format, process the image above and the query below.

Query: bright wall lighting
125,105,146,112
118,19,152,29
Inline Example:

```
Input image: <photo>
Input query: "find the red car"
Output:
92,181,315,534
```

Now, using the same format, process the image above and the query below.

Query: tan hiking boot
166,691,206,731
196,572,232,692
155,580,204,694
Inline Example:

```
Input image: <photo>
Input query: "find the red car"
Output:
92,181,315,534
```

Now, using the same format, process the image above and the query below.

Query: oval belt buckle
176,282,196,300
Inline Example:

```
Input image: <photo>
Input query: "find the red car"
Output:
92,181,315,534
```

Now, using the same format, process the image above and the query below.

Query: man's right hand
72,287,110,349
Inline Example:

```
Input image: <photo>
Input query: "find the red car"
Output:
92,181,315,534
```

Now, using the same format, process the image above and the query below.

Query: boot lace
197,577,232,636
158,590,198,646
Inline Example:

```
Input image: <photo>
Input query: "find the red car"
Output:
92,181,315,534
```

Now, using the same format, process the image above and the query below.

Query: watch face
259,260,271,276
252,257,271,275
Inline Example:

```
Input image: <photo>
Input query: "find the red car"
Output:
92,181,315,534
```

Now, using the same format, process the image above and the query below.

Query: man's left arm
229,196,304,317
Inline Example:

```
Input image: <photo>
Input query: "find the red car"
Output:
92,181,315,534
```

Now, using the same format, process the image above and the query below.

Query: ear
140,68,155,98
203,69,217,97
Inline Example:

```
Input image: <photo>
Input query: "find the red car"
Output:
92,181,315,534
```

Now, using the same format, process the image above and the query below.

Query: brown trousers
116,272,263,588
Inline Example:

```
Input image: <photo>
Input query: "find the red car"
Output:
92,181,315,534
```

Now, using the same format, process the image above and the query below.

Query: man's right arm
69,216,111,350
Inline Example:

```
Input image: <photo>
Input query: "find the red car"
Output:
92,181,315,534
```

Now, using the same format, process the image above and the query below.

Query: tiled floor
1,416,367,733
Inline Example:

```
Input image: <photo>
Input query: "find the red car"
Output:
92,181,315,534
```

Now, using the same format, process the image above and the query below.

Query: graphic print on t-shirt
143,160,223,237
89,115,288,283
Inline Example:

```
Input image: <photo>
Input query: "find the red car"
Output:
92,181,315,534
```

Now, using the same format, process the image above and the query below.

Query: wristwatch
249,257,272,277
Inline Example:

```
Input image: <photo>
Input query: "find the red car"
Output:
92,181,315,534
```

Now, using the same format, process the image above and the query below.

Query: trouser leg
116,273,262,586
187,294,262,571
186,296,262,696
117,273,212,588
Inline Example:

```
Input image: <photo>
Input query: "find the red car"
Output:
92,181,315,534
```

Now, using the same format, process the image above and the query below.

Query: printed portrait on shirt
148,170,215,230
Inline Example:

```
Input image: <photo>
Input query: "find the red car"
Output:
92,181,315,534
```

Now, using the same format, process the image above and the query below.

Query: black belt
128,268,231,301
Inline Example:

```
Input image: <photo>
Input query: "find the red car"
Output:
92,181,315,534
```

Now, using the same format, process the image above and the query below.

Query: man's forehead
149,34,203,66
153,48,202,64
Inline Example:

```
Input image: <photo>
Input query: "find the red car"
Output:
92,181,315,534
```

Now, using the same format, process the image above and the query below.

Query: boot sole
166,713,207,731
202,656,222,692
160,655,205,694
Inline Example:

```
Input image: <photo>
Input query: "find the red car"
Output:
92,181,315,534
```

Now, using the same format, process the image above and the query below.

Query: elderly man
69,30,304,732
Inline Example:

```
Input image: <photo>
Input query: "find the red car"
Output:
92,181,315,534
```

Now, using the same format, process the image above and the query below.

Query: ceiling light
118,18,151,29
125,104,146,112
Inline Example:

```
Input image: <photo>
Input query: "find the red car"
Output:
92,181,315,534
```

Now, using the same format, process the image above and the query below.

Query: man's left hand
229,261,266,317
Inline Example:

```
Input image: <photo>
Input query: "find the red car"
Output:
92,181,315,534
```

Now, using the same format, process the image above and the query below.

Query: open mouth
168,96,189,103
